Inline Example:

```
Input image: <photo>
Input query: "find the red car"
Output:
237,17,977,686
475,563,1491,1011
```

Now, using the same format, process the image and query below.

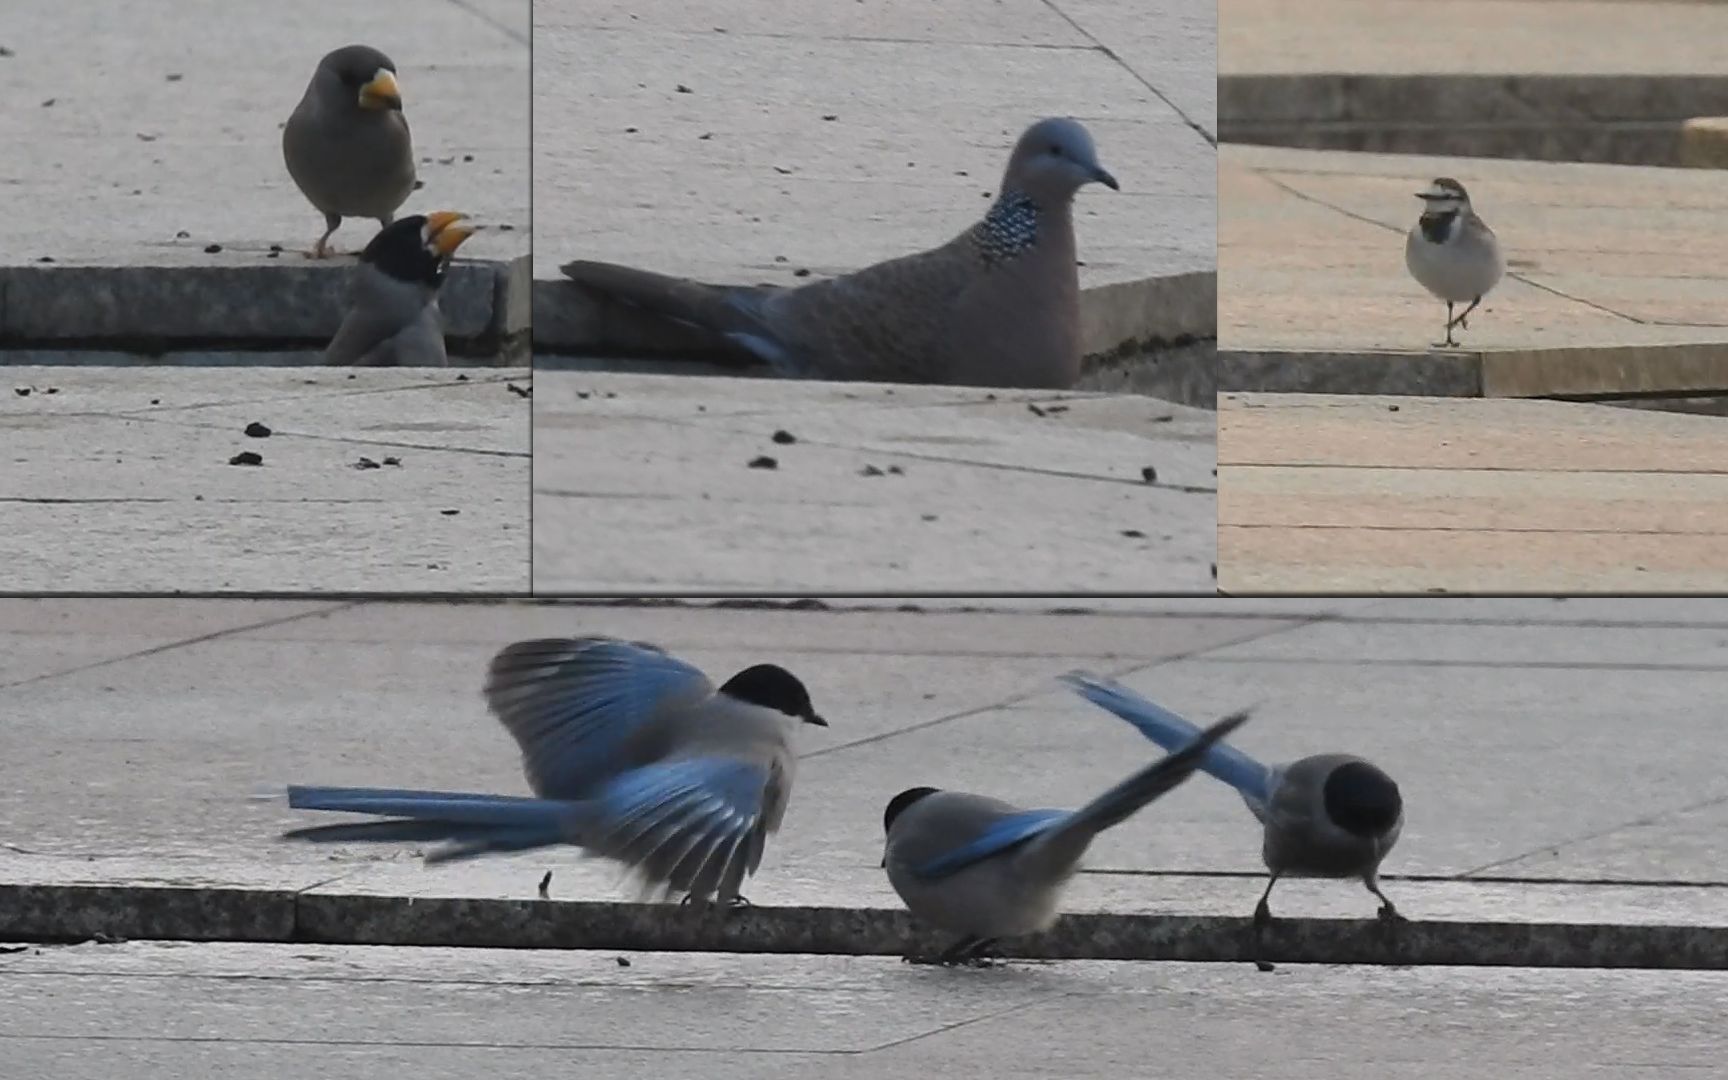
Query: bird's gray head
883,787,940,834
1003,117,1118,206
318,44,404,112
720,664,826,726
362,211,474,288
1415,177,1470,214
1322,761,1402,838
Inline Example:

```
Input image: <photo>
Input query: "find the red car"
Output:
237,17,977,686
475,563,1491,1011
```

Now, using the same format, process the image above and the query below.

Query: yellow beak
426,211,476,257
358,69,403,111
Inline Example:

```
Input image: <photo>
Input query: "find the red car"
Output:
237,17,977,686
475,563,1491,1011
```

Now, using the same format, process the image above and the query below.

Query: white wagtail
1404,177,1504,348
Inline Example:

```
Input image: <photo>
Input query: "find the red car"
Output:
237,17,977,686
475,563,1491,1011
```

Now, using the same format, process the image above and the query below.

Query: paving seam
1253,169,1655,329
446,0,528,44
557,410,1214,493
1459,790,1728,880
0,601,358,691
791,615,1299,756
1039,0,1218,146
3,884,1725,969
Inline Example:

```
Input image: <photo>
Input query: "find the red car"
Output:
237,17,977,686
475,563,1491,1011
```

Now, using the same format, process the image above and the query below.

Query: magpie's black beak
803,711,828,727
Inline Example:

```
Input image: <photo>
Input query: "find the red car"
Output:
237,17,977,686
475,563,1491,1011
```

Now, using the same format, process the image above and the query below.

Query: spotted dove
562,117,1118,389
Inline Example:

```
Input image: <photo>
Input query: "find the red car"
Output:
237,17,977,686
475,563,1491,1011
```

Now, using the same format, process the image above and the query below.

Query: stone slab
0,366,531,593
1217,392,1728,593
532,370,1217,592
1218,144,1728,393
5,943,1721,1079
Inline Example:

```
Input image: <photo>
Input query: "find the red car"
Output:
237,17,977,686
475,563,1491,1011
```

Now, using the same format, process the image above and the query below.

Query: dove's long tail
560,259,789,367
1060,673,1274,804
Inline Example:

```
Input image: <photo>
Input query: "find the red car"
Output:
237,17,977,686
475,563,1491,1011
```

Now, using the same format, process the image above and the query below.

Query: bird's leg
1448,296,1482,333
308,213,341,259
536,871,553,900
1252,874,1281,929
1435,302,1460,348
1365,877,1405,924
1251,874,1281,972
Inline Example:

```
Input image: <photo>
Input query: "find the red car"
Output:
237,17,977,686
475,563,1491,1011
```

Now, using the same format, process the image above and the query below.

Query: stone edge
2,884,1725,969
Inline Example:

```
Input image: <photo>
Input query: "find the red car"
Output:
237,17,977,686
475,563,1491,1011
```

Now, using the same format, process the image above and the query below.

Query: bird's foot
680,893,753,912
1376,902,1407,925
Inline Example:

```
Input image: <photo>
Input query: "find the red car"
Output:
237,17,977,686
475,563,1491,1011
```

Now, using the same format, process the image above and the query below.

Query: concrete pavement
531,371,1217,593
2,943,1724,1079
1219,0,1728,165
1218,392,1728,594
0,0,530,357
531,0,1218,361
4,596,1728,1075
1218,144,1728,396
0,367,530,592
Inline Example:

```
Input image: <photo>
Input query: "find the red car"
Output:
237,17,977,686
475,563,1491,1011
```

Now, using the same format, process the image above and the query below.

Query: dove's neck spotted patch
971,192,1040,265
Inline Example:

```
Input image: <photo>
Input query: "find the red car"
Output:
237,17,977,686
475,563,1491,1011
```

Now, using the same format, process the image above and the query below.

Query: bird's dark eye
1049,144,1064,156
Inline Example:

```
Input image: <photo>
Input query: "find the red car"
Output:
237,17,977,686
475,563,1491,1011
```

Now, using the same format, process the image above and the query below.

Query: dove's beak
359,69,403,111
1093,166,1120,191
426,211,476,257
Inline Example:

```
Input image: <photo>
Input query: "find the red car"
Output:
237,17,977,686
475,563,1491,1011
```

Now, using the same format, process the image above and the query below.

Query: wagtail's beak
426,211,476,257
359,69,403,111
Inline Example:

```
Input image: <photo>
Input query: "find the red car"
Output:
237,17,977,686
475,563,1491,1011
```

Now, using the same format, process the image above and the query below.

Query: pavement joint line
1459,790,1728,880
445,0,527,45
1040,0,1217,148
0,1032,843,1055
864,996,1055,1054
3,884,1725,969
110,416,531,461
103,371,528,417
632,412,1215,494
0,602,362,692
800,617,1313,759
577,24,1113,54
1255,169,1659,329
1078,868,1728,889
553,411,1214,494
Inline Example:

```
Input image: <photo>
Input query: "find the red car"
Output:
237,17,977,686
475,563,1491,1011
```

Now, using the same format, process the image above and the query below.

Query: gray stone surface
0,0,529,351
1,942,1724,1078
531,0,1217,356
0,367,530,592
531,371,1217,593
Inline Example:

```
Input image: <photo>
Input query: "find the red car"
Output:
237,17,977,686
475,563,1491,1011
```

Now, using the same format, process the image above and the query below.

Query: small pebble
859,465,884,477
1121,529,1146,539
353,457,381,470
747,455,778,470
228,451,263,466
616,956,632,968
383,456,401,467
440,509,460,516
771,429,796,445
1141,466,1157,484
243,422,271,438
203,243,222,254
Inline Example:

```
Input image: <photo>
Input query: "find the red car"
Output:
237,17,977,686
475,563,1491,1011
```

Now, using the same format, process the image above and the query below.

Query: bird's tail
1019,708,1253,879
1060,673,1272,802
283,785,576,862
560,259,784,364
